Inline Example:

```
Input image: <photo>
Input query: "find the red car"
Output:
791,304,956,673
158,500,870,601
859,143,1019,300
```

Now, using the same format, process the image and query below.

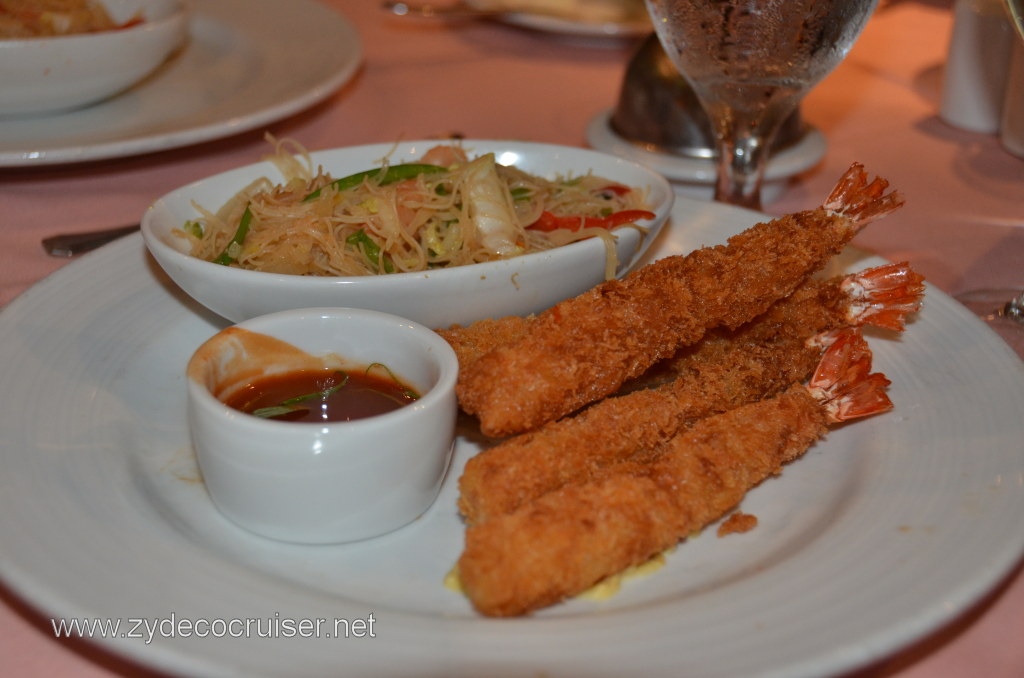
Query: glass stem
714,129,770,210
708,98,799,211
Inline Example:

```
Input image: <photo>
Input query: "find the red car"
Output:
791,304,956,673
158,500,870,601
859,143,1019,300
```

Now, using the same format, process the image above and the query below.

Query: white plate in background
465,0,650,37
0,0,361,167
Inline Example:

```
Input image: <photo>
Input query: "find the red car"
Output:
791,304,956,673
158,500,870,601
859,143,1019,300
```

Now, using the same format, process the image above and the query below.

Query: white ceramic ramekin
186,307,459,544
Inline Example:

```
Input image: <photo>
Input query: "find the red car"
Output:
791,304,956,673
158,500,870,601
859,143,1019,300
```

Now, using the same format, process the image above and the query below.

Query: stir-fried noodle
178,138,654,280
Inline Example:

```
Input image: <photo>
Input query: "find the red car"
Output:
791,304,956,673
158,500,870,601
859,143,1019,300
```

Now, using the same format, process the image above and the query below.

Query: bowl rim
0,0,186,46
141,138,674,286
186,306,460,436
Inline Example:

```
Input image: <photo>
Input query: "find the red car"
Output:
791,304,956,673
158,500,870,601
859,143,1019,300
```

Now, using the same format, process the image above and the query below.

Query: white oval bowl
0,0,188,116
141,140,674,329
186,307,459,544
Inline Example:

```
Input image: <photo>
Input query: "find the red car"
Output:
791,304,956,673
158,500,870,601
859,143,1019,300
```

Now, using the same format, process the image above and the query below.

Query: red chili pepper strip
526,209,656,233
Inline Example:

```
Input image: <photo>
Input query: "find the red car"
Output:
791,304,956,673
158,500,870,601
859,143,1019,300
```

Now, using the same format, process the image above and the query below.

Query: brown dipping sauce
224,366,419,423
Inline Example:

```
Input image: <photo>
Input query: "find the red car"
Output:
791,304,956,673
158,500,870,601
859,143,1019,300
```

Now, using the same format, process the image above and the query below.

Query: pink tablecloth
1,1,1022,676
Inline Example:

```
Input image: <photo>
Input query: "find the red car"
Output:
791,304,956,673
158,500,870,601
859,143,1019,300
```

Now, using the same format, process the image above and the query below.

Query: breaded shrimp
625,261,924,391
456,262,923,525
437,315,534,368
458,338,817,525
457,329,892,617
732,259,926,339
442,261,923,389
456,163,904,437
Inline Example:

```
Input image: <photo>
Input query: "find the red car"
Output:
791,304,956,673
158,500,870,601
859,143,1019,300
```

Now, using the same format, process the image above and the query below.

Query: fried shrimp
625,261,924,391
442,261,923,383
456,329,893,617
456,262,923,525
457,338,818,525
455,163,904,437
437,315,535,368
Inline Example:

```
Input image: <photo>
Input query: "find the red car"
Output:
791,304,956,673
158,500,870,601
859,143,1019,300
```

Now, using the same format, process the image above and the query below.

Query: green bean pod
303,163,446,202
212,204,254,265
345,229,394,273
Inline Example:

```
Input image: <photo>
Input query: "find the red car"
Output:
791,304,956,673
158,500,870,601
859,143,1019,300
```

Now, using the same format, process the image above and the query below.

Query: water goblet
644,0,878,210
999,0,1024,334
954,0,1024,335
1008,0,1024,36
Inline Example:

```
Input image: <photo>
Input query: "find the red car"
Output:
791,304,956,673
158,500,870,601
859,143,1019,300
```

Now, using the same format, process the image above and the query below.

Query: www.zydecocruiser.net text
51,613,377,645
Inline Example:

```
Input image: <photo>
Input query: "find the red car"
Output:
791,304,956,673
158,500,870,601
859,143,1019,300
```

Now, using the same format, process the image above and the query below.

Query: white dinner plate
1,196,1023,678
0,0,361,167
465,0,650,37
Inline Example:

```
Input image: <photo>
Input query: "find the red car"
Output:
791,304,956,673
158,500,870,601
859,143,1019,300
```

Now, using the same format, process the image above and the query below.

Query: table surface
1,1,1022,677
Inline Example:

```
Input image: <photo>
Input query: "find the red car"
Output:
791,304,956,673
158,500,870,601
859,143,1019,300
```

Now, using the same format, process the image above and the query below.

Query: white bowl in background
186,307,459,544
0,0,188,116
141,140,674,330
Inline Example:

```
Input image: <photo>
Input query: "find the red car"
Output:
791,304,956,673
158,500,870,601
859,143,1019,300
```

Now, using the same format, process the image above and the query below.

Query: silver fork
42,223,140,257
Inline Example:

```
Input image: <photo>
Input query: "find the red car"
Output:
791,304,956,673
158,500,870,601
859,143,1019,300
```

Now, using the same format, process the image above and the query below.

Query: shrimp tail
806,328,893,422
840,261,926,331
822,162,905,228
